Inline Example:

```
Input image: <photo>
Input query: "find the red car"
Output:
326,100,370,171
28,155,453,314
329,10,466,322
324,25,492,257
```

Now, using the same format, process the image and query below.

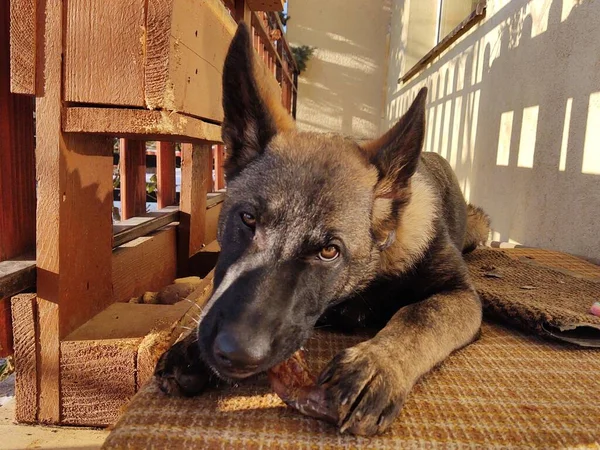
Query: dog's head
197,24,427,379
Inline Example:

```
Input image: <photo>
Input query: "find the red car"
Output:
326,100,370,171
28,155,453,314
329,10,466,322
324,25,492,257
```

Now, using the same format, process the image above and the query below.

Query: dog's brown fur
155,24,491,436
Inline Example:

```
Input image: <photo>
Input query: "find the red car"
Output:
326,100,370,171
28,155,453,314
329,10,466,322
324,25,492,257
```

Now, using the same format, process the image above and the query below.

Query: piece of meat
267,350,337,424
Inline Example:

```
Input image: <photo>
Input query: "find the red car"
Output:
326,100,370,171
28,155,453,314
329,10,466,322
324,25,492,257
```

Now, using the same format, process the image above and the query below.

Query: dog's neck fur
378,172,439,275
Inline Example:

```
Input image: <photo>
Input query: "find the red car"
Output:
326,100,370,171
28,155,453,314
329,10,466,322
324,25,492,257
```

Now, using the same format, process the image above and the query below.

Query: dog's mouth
216,365,260,380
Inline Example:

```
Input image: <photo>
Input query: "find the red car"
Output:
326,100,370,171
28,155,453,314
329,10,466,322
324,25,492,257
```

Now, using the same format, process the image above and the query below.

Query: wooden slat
0,299,11,357
250,10,295,90
1,0,36,261
156,141,177,208
113,206,179,248
11,294,38,423
62,107,223,143
9,0,38,94
205,202,223,244
235,0,252,23
0,256,36,299
271,11,298,74
112,225,177,303
119,139,147,220
206,146,215,193
178,143,211,276
145,0,236,122
64,0,145,106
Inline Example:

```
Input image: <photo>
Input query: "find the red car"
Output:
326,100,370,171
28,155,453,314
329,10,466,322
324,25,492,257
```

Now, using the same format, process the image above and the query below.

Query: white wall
287,0,391,140
386,0,600,261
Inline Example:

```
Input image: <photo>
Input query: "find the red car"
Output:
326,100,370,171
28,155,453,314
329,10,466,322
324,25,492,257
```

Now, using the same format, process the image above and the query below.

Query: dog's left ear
222,23,295,179
361,87,427,199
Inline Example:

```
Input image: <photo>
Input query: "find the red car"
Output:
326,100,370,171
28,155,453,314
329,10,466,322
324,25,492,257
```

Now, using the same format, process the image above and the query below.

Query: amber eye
241,212,256,228
318,245,340,261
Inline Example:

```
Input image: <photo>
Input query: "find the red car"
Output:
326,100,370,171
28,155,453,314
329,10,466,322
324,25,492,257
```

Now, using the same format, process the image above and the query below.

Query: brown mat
466,249,600,347
103,321,600,449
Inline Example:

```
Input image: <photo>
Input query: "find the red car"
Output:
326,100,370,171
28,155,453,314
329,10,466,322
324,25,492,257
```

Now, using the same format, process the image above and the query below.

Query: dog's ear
222,23,294,179
361,87,427,199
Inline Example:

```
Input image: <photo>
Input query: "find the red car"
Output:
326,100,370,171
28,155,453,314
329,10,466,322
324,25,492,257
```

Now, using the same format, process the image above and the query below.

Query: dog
154,23,490,436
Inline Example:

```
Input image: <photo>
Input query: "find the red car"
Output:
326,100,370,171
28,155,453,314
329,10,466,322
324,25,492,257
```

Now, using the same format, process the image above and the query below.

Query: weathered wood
8,0,38,94
145,0,236,122
0,256,36,299
156,141,177,208
64,0,145,106
119,139,147,220
206,146,215,193
178,144,211,275
60,338,141,426
10,294,38,422
62,107,223,143
399,1,487,83
112,226,177,303
1,0,36,262
113,206,179,248
246,0,284,12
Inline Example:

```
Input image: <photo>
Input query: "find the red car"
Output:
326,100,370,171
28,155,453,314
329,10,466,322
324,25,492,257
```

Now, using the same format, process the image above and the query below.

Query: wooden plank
1,0,36,261
178,144,210,276
156,142,177,208
64,0,145,106
145,0,236,122
60,338,141,426
206,146,215,193
36,299,59,423
271,11,298,74
10,294,38,423
112,226,177,303
399,1,486,83
62,107,223,143
113,206,179,248
0,256,36,299
8,0,37,94
119,139,147,220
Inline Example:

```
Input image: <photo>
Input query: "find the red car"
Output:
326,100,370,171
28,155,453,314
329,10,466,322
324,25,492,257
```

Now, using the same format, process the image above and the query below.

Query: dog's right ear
221,23,294,180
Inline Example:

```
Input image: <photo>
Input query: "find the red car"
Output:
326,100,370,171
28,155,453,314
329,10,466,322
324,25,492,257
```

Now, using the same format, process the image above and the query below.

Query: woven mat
466,249,600,347
103,321,600,449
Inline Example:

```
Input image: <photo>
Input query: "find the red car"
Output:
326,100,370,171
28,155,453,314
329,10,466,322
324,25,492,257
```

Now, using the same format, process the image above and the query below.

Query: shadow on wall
289,0,392,139
388,0,600,261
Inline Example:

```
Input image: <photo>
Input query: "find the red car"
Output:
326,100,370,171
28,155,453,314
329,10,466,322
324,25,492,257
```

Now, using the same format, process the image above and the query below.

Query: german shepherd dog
155,23,490,436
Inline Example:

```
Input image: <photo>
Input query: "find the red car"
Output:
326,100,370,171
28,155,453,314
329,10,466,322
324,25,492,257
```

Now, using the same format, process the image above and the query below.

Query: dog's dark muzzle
211,326,271,378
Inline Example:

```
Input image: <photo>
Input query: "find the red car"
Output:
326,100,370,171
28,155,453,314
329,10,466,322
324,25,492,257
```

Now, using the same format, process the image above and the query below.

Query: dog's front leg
318,288,482,436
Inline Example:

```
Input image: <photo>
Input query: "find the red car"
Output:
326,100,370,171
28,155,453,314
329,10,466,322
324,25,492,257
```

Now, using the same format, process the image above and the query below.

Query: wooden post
35,0,114,423
214,144,226,191
156,141,176,209
206,146,214,194
1,0,36,357
234,0,251,24
119,138,147,219
178,143,210,276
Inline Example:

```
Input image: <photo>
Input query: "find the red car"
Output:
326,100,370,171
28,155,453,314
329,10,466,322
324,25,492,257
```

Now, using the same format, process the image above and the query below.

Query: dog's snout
212,330,269,374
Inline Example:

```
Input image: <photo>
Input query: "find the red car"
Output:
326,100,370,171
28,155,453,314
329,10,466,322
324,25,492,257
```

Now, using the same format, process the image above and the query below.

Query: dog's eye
240,212,256,228
318,245,339,262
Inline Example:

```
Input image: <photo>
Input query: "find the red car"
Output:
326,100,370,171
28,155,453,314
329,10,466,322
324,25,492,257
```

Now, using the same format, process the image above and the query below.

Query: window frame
398,0,487,84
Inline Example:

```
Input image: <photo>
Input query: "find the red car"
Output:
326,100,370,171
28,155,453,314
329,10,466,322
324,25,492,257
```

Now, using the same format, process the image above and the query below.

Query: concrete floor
0,375,108,450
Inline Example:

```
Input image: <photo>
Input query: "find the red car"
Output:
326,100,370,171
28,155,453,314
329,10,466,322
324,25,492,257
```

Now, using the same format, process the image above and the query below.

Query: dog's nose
212,330,269,371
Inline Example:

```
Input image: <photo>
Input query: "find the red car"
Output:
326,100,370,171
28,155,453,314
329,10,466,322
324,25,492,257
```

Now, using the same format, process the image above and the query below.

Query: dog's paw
154,335,212,397
317,343,407,436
